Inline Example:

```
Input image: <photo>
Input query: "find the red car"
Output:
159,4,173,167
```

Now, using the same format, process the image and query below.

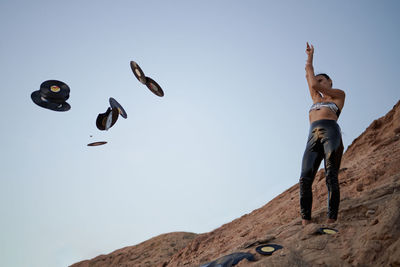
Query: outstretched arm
305,43,345,100
305,43,322,100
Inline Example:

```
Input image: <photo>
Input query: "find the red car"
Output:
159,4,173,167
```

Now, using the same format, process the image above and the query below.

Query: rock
69,232,197,267
356,183,364,192
70,100,400,267
366,209,376,216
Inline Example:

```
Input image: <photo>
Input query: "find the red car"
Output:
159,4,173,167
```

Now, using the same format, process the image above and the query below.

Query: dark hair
316,73,331,80
316,73,332,86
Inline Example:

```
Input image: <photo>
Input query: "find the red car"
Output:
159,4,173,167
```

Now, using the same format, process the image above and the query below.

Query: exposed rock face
71,100,400,267
70,232,197,267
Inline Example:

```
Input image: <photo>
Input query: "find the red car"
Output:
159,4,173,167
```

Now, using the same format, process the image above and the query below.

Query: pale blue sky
1,1,399,266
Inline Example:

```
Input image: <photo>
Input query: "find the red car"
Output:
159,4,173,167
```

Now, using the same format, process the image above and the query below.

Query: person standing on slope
299,43,346,225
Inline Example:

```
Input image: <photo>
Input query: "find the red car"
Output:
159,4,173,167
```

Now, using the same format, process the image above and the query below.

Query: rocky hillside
71,100,400,267
70,232,197,267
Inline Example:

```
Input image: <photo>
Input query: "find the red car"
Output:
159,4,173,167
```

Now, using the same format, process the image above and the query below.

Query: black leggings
299,119,344,220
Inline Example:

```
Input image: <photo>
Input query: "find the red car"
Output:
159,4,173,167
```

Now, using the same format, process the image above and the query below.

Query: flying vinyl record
31,91,71,111
31,80,71,111
39,80,70,101
96,107,119,131
145,77,164,97
109,97,127,119
87,141,107,146
130,61,147,84
105,107,117,130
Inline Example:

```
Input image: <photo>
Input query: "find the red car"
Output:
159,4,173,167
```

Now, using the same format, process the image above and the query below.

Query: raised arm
305,43,322,101
305,43,345,100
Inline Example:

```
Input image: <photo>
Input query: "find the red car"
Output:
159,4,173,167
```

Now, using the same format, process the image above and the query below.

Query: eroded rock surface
71,100,400,267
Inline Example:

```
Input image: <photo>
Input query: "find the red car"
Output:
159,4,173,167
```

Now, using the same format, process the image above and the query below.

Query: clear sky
1,1,399,266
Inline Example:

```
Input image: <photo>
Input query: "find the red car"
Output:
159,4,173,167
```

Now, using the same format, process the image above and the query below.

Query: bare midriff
309,107,338,123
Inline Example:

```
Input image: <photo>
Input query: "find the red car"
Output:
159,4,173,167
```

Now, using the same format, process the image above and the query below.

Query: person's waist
310,119,339,128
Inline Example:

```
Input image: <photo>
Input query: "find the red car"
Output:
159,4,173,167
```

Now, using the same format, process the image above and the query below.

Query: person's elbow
336,90,346,99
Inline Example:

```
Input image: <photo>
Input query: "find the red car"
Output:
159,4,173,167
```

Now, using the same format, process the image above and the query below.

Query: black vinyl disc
40,80,70,101
255,244,283,256
96,107,119,131
109,97,127,119
105,107,118,130
96,108,110,130
200,252,255,267
87,141,107,146
130,61,147,84
31,91,71,112
317,228,338,235
145,77,164,97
